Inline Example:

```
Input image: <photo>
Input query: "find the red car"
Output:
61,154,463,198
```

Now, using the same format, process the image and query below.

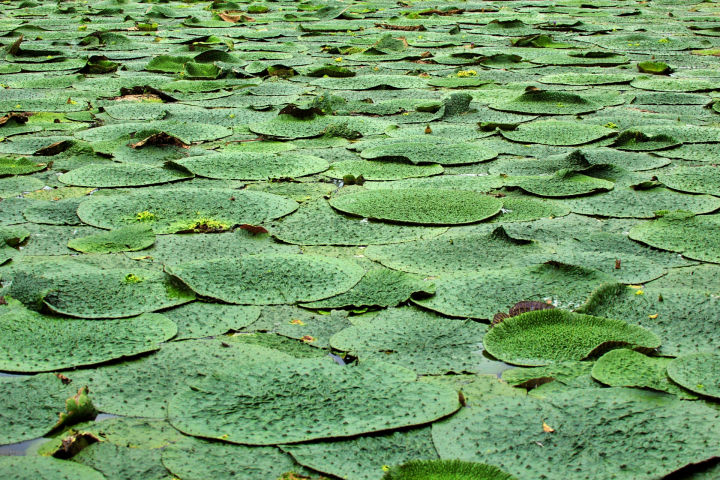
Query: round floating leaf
491,89,600,115
75,121,233,144
40,267,195,319
414,263,615,320
500,120,615,146
502,361,595,389
0,373,76,445
310,75,427,90
162,436,302,480
365,227,547,276
330,307,486,374
163,302,260,340
483,309,660,366
284,427,438,480
0,156,48,175
0,302,176,372
631,76,719,92
610,130,680,151
490,196,571,222
505,171,614,197
166,254,364,305
23,198,82,226
629,211,720,263
0,456,105,480
432,388,720,480
72,442,168,480
657,165,720,196
68,225,155,253
301,268,433,309
249,115,388,140
592,349,695,398
539,72,635,86
382,460,517,480
325,160,443,181
566,188,720,218
67,339,295,418
360,139,498,166
168,357,459,445
77,188,298,234
0,175,44,198
667,353,720,400
579,283,720,357
173,152,329,180
58,163,192,188
329,189,503,225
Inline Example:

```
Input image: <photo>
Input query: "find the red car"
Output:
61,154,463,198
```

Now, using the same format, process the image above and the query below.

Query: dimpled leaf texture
365,227,547,276
72,443,169,480
592,349,695,399
667,353,720,399
0,456,105,480
162,436,304,480
381,460,517,480
359,139,498,166
168,357,459,445
0,304,176,372
565,187,720,218
629,212,720,263
329,189,503,225
657,165,720,196
301,268,433,309
414,263,615,319
504,171,614,198
0,373,77,445
500,121,615,146
483,309,660,366
491,90,600,115
283,427,438,480
77,188,298,234
166,254,364,304
271,199,447,246
67,225,155,253
58,163,192,188
432,388,720,480
325,160,444,181
162,302,260,340
173,152,329,180
330,307,486,374
67,339,294,418
41,268,195,318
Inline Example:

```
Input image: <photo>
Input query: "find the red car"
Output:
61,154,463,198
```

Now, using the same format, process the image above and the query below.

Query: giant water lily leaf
284,427,438,480
432,388,720,480
58,163,193,187
0,456,106,480
629,211,720,263
0,301,176,372
382,460,517,480
67,339,295,418
329,189,503,225
656,165,720,196
67,225,155,253
491,89,600,115
172,152,329,180
483,309,660,366
329,307,486,374
414,263,615,320
162,436,304,480
163,302,260,340
667,353,720,400
325,159,443,181
365,227,546,276
0,373,77,445
72,442,169,480
500,120,615,146
167,357,459,445
578,283,720,356
301,268,433,309
359,138,498,166
166,254,364,304
77,188,298,234
566,188,720,218
592,349,695,399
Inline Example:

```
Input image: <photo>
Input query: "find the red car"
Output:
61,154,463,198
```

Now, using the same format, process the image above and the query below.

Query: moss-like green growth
382,459,517,480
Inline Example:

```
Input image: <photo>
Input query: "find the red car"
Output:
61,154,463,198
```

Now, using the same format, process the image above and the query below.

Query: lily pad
667,353,720,400
491,89,600,115
58,163,192,188
172,152,329,180
0,456,105,480
67,225,155,253
167,357,459,444
325,160,443,181
77,188,298,234
414,263,615,320
166,254,364,305
500,120,615,146
483,309,660,366
629,211,720,263
328,189,503,225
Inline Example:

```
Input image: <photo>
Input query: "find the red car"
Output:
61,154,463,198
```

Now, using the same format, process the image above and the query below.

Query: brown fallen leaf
237,224,269,235
130,132,189,149
375,23,426,31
